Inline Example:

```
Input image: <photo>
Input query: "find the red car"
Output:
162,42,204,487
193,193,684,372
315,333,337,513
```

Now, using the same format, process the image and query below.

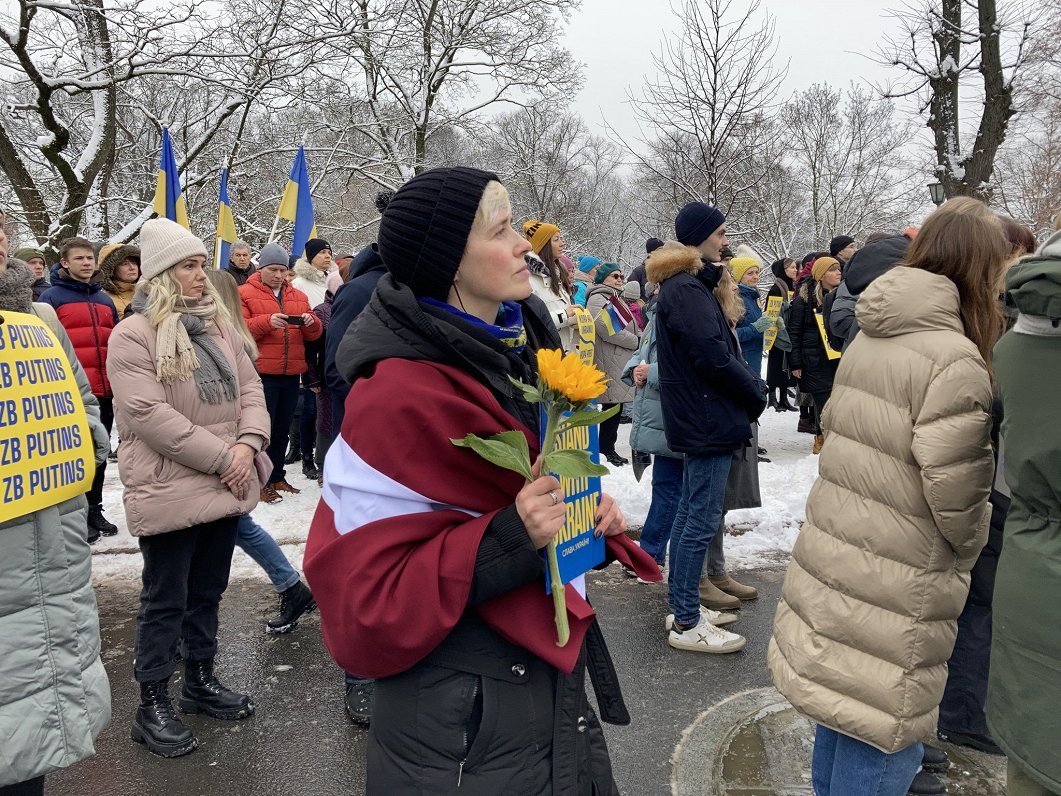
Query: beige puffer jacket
107,312,271,536
768,266,993,753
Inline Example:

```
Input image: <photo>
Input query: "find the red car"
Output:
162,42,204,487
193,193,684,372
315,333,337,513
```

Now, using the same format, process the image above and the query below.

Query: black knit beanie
305,238,331,263
646,237,664,253
377,167,498,300
829,235,855,257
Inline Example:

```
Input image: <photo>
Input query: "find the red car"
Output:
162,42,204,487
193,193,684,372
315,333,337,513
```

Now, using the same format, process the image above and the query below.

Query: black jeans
0,777,44,796
599,402,621,456
810,390,832,436
86,395,113,508
134,516,238,682
298,387,317,463
261,374,301,484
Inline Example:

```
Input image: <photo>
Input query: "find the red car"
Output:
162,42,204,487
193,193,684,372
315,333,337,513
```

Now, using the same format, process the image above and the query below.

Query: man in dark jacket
222,240,256,286
645,204,766,654
626,237,664,300
38,236,120,541
826,233,911,350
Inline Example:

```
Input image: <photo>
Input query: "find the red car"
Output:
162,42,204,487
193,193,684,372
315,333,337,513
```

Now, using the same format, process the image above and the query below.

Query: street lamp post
928,181,946,206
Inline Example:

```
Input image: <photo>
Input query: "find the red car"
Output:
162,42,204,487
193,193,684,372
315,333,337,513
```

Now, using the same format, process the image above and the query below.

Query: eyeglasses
607,273,624,281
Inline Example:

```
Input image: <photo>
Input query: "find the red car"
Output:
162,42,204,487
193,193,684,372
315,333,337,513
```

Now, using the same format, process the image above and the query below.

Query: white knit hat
139,218,208,281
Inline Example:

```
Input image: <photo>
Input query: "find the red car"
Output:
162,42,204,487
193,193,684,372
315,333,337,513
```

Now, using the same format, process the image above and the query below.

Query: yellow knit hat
729,257,760,284
811,256,841,282
523,220,560,254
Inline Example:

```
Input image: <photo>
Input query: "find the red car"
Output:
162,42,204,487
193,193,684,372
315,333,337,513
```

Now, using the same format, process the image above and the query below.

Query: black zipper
457,678,480,788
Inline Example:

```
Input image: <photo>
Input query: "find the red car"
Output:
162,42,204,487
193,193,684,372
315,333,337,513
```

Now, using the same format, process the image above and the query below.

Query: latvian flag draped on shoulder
303,358,656,678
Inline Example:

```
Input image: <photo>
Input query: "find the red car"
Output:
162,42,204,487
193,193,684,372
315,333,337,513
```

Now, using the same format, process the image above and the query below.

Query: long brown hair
206,269,258,360
899,197,1006,367
538,239,573,297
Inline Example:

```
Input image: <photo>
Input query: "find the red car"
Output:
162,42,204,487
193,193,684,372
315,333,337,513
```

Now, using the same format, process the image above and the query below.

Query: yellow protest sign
763,295,783,352
573,306,595,366
814,311,842,360
0,311,95,522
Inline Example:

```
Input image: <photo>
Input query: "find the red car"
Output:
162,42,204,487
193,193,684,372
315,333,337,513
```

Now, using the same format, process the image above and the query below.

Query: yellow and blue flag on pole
277,146,317,258
152,128,189,229
214,168,238,269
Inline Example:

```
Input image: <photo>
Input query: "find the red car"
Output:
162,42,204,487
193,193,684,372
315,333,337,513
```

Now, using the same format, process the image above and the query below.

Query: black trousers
0,777,44,796
86,395,113,508
810,390,832,435
261,374,300,484
599,403,621,456
134,516,238,682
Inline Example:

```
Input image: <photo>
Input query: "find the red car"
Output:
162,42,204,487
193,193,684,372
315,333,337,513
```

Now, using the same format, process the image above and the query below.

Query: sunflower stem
540,404,570,647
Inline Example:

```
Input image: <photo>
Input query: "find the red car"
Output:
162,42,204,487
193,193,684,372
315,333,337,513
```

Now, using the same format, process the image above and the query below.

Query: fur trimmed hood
293,258,329,284
644,241,704,284
98,243,140,294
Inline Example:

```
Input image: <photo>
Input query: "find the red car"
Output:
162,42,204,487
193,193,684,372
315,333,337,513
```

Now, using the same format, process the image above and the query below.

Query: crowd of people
1,173,1059,796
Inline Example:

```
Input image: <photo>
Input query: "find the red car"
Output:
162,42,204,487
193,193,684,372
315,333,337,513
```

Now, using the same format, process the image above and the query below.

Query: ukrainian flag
277,146,317,259
214,167,238,269
152,128,189,229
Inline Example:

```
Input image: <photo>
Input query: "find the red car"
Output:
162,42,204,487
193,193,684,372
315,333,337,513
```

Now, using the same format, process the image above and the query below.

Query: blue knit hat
577,255,602,274
675,202,726,246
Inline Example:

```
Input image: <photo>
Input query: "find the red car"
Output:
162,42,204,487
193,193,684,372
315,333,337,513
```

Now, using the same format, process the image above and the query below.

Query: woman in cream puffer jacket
769,198,1006,793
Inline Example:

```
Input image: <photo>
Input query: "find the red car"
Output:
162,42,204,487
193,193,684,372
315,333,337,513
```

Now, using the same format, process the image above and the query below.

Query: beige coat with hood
107,310,271,536
768,266,993,753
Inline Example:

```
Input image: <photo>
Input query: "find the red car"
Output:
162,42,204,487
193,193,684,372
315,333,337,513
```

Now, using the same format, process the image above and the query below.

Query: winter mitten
752,315,774,332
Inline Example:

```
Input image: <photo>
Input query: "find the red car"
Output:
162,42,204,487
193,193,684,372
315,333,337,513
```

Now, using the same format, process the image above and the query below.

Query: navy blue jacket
645,247,766,455
734,282,765,374
325,243,386,427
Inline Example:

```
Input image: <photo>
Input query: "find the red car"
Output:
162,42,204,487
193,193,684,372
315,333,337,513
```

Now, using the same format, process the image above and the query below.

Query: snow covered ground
90,401,819,586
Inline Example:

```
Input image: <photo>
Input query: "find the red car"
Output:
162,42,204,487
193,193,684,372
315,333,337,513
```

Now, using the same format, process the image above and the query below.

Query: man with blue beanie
645,202,767,653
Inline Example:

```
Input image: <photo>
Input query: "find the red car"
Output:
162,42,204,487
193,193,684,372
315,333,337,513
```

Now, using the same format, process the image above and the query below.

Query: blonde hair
899,196,1007,368
144,265,233,330
713,267,745,327
472,181,511,232
206,270,258,359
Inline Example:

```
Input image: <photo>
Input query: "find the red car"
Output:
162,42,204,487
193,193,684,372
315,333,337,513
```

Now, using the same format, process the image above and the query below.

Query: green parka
988,230,1061,792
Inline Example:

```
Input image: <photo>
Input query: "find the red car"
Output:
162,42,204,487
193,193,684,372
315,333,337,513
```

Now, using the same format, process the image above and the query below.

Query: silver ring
549,491,559,506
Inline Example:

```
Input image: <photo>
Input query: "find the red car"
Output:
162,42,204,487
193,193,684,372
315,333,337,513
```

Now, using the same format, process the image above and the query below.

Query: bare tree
617,0,787,206
880,0,1039,200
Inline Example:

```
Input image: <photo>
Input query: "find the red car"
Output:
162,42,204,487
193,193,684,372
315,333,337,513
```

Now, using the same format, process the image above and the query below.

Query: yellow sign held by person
763,295,784,352
814,311,842,360
0,312,95,522
573,306,595,365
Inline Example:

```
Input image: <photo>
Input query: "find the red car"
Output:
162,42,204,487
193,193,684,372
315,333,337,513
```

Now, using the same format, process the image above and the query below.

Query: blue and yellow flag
214,168,238,269
277,146,317,259
152,128,189,229
599,294,634,336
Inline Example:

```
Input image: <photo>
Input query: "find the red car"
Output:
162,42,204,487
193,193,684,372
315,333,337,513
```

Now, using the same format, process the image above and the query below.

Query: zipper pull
457,760,465,787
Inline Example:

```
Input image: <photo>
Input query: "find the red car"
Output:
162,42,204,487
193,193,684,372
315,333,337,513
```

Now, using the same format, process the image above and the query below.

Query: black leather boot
179,658,255,720
131,679,198,757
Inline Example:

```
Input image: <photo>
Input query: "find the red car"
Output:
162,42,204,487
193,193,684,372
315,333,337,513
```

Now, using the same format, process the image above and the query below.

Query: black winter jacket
827,234,911,350
787,282,839,395
336,276,625,795
645,245,766,455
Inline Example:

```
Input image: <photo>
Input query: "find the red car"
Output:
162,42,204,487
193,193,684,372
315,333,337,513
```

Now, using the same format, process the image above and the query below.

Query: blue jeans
640,455,684,564
703,523,725,577
812,726,922,796
667,452,732,627
235,514,299,593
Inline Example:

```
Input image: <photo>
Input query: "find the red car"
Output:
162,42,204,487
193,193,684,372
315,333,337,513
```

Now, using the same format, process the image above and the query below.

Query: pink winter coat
107,312,271,536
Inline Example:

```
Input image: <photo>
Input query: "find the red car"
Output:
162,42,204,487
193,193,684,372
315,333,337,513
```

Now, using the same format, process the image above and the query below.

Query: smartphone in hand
284,315,306,326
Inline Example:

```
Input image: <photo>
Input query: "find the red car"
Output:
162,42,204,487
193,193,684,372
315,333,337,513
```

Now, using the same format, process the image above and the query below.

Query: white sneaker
667,615,746,654
636,563,665,585
665,605,738,629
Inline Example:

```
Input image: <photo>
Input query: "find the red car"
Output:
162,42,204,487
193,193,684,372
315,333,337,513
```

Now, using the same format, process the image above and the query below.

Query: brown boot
270,480,301,495
699,578,740,611
260,484,282,504
709,573,758,601
812,434,824,455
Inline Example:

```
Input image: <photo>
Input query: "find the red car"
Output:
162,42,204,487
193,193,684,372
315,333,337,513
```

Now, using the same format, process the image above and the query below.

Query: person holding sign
787,256,842,454
107,219,271,758
0,246,111,795
309,168,653,795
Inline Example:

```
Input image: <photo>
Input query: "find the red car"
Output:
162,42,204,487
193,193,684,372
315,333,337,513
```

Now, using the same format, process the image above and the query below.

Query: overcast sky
564,0,904,142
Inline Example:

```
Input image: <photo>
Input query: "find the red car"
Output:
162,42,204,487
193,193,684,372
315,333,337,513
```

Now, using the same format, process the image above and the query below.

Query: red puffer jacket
239,272,322,375
37,271,119,397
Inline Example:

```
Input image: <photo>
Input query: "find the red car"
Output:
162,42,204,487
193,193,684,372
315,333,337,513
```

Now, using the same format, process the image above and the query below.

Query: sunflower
536,348,608,404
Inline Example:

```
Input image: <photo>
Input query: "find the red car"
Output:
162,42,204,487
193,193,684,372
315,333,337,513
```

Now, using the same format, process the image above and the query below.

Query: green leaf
507,374,543,404
555,403,620,432
542,448,610,478
451,433,534,481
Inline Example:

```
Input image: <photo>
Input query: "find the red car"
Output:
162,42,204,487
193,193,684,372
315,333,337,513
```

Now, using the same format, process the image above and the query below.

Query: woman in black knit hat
308,167,658,795
766,258,798,412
